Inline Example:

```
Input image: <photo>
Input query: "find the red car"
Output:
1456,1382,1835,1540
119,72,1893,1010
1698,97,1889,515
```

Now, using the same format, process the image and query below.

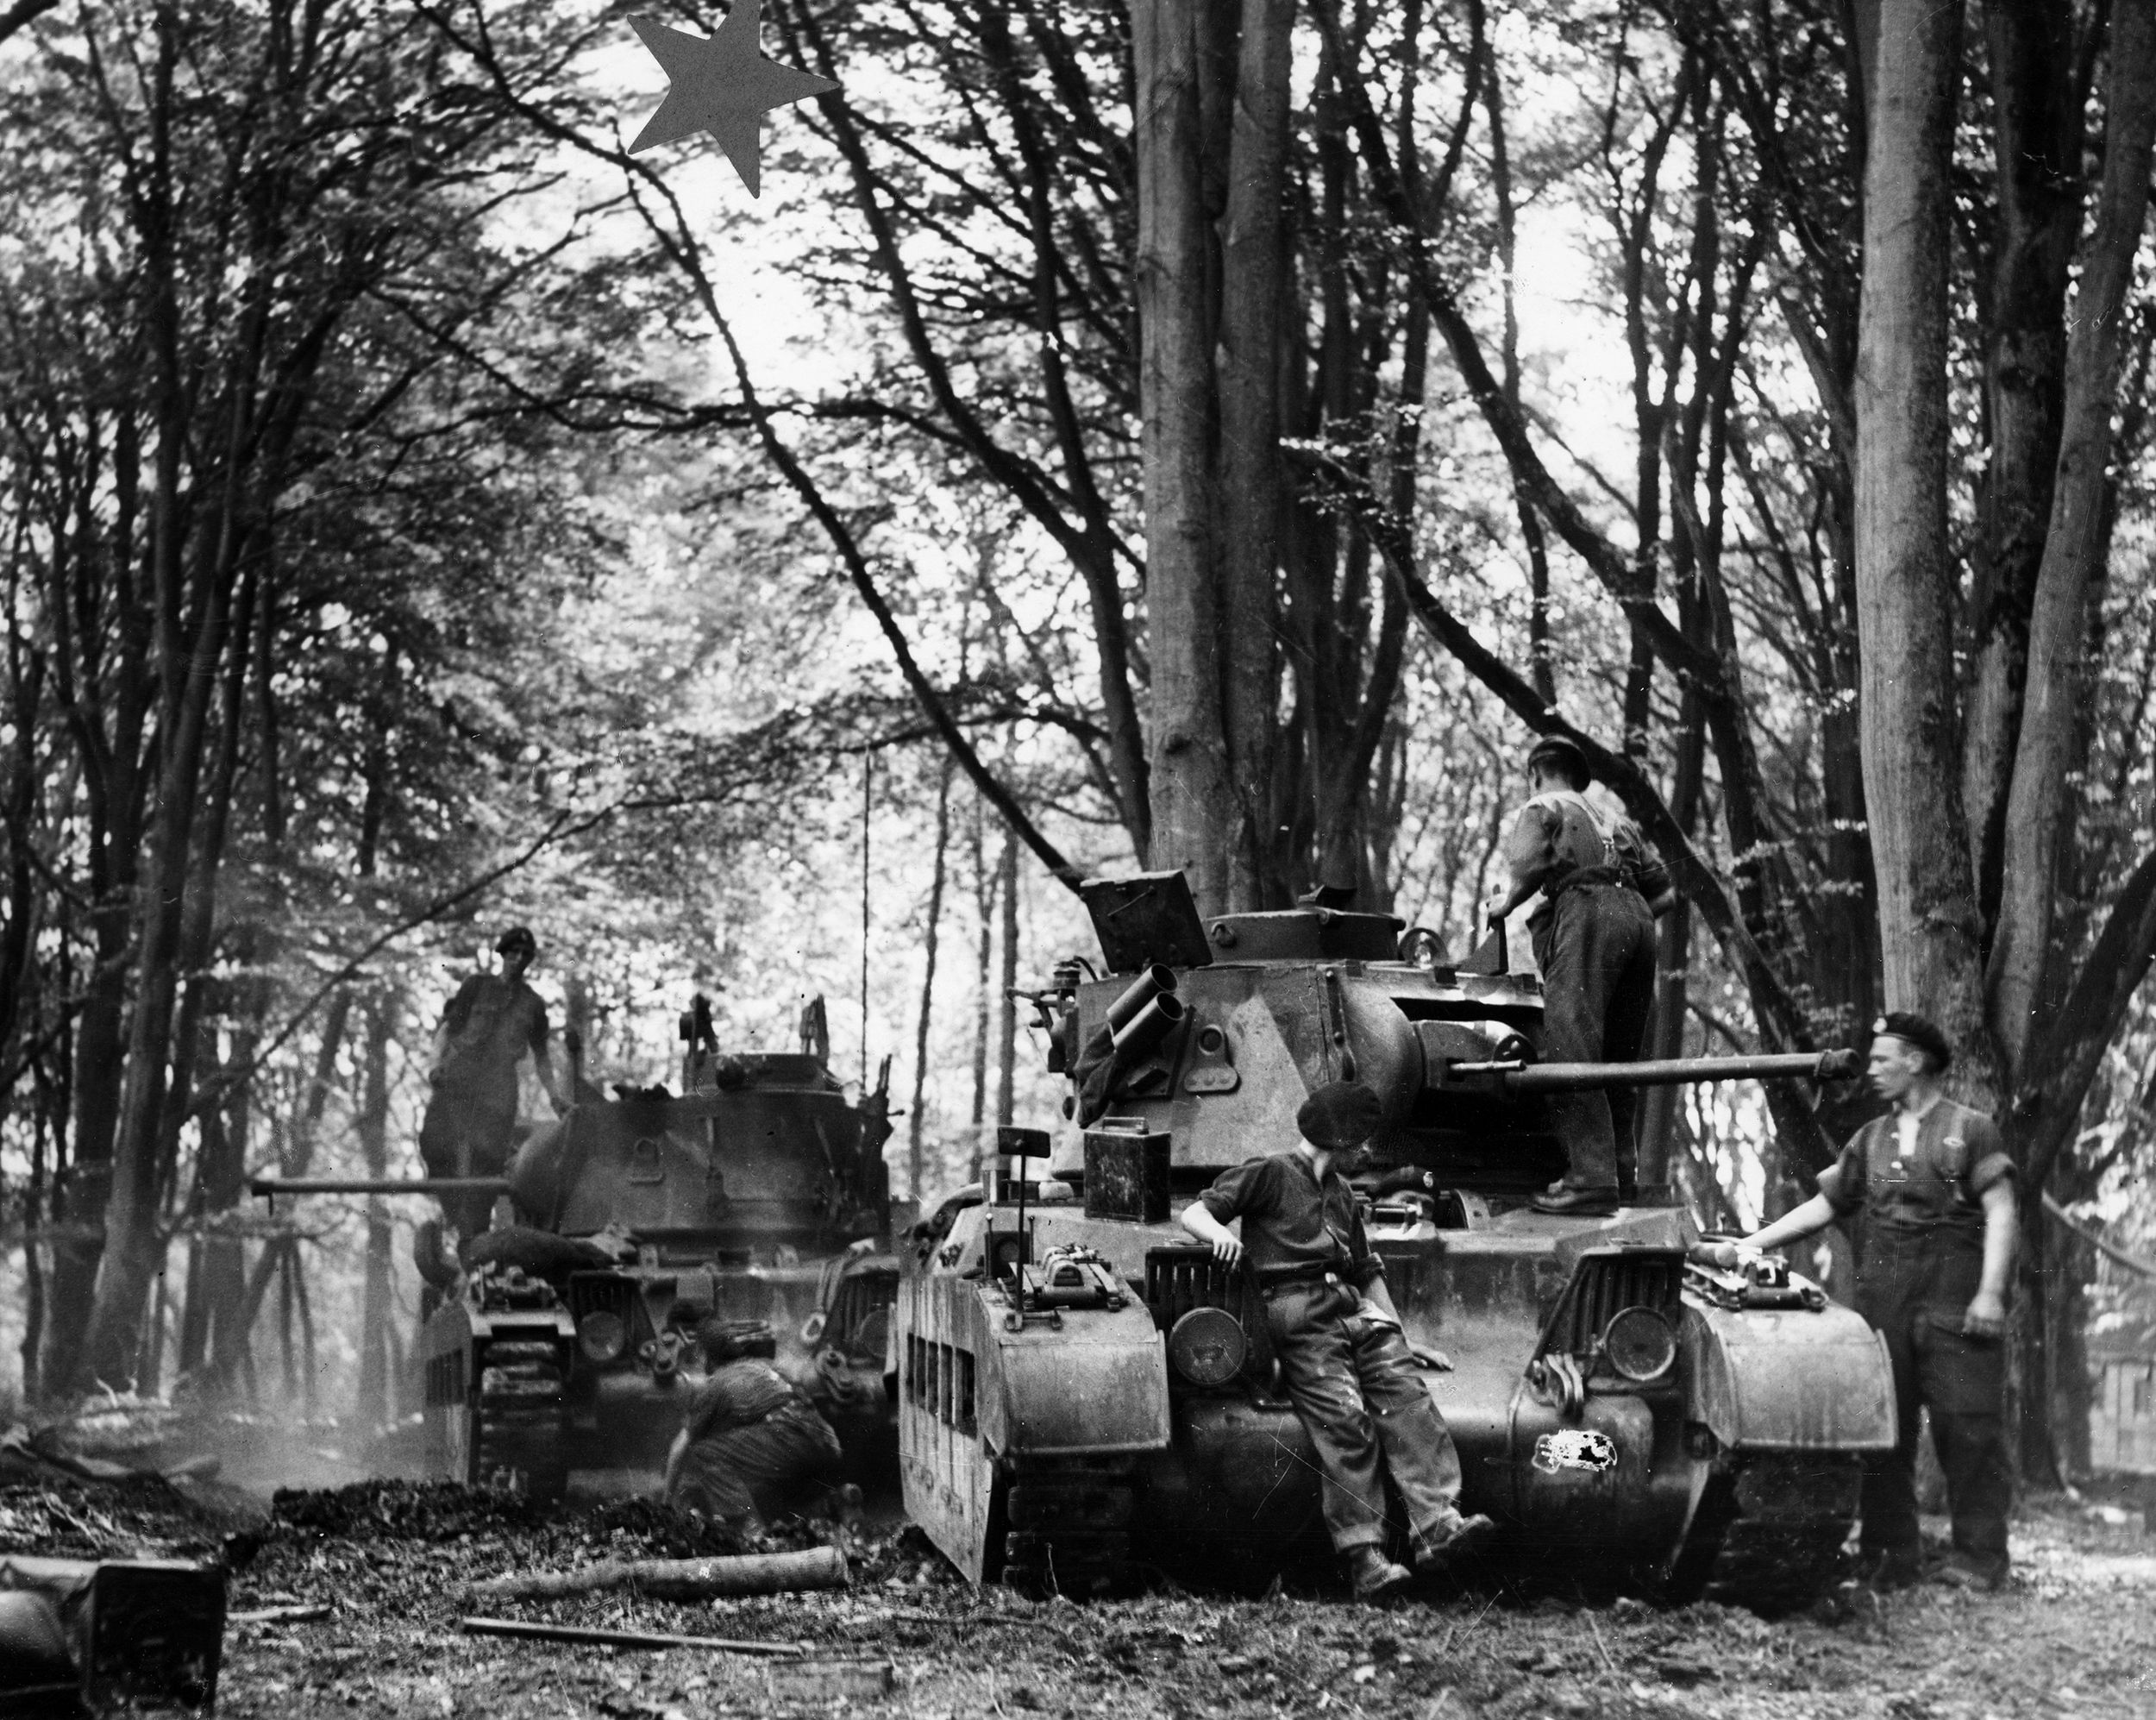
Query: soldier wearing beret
1177,1081,1494,1598
1485,734,1675,1215
1738,1012,2018,1589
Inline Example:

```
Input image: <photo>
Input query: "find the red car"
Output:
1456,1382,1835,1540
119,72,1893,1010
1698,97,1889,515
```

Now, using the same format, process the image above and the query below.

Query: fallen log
462,1543,849,1604
461,1617,805,1656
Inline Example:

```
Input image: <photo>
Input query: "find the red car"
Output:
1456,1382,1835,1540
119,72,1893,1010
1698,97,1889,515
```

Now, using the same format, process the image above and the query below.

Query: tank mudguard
1681,1299,1896,1453
978,1293,1171,1459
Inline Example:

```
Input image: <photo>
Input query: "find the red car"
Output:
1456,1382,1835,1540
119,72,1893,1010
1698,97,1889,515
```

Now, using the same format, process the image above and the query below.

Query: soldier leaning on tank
418,925,567,1240
1484,734,1675,1217
1177,1081,1495,1601
664,1321,846,1533
1726,1012,2018,1591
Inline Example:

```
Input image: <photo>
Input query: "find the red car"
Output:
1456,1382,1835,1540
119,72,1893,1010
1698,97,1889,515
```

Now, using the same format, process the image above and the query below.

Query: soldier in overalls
666,1321,847,1530
1486,735,1674,1215
1738,1012,2018,1588
419,926,566,1239
1177,1082,1494,1598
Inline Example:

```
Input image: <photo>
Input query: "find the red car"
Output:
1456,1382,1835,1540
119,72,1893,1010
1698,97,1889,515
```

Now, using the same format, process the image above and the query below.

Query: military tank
257,994,902,1500
896,872,1896,1610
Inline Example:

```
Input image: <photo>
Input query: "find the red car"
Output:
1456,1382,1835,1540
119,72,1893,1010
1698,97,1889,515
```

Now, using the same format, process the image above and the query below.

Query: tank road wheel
999,1459,1138,1600
1667,1451,1863,1615
472,1338,570,1502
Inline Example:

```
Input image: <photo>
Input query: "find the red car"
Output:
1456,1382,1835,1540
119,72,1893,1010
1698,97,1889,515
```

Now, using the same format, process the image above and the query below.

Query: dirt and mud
6,1463,2153,1718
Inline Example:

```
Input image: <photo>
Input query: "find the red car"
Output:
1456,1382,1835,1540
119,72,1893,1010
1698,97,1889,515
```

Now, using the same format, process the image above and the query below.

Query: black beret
1871,1012,1952,1071
495,925,536,955
1297,1081,1384,1148
1526,734,1590,786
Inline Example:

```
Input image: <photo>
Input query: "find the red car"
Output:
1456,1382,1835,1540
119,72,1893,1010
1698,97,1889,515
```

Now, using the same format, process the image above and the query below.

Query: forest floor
6,1454,2154,1720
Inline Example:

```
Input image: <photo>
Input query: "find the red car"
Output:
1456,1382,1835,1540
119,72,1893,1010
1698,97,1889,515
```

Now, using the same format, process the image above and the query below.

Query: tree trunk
968,796,992,1181
993,834,1019,1129
1135,0,1237,916
356,991,395,1430
1988,2,2156,1077
908,763,952,1201
1851,0,1989,1088
20,1095,48,1401
1961,0,2080,929
1213,0,1293,910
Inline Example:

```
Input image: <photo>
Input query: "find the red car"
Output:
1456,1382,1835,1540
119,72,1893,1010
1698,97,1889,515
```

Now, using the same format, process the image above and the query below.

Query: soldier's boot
1413,1510,1495,1572
1532,1179,1620,1217
1347,1546,1413,1600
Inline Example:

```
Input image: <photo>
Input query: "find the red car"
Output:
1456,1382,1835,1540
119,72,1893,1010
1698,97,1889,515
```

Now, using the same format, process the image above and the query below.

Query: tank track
1670,1450,1862,1614
473,1337,568,1501
998,1458,1137,1599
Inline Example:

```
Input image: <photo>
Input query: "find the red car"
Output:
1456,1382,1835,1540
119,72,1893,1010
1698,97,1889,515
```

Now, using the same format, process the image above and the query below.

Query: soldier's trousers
418,1083,517,1237
1860,1305,2012,1575
665,1403,843,1529
1529,882,1657,1190
1263,1279,1465,1554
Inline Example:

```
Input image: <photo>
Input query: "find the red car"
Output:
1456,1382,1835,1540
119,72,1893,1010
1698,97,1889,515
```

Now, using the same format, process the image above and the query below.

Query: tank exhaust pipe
1447,1048,1861,1094
1112,991,1186,1058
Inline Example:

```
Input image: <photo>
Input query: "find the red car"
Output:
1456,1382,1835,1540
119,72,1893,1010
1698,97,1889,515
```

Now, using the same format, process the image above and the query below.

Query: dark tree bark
1962,0,2083,929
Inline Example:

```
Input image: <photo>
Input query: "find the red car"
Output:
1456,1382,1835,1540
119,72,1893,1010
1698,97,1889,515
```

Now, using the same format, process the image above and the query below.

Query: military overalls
1505,791,1660,1193
1819,1101,2015,1578
421,971,551,1235
665,1357,843,1529
1198,1152,1470,1556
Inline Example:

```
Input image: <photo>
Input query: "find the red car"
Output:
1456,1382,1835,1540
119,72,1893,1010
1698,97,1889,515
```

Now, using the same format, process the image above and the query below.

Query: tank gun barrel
248,1177,513,1199
1452,1048,1859,1095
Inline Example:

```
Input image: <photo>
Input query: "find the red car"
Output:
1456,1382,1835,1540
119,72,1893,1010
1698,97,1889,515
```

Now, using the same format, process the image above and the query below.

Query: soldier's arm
1746,1192,1836,1253
1965,1181,2016,1338
526,998,567,1114
1489,805,1558,924
1178,1202,1243,1267
1179,1159,1263,1267
431,978,478,1081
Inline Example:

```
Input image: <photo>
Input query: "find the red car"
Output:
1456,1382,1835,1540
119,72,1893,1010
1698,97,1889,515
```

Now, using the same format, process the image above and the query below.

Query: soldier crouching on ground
1727,1012,2017,1590
665,1321,846,1534
1178,1080,1495,1599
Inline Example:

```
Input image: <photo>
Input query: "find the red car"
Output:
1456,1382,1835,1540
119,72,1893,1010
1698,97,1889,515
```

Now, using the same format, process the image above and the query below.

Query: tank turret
897,871,1896,1608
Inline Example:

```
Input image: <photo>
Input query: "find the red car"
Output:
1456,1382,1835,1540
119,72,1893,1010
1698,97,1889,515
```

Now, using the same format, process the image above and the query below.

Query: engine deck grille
567,1272,643,1346
1539,1248,1683,1359
1143,1247,1273,1381
821,1268,898,1362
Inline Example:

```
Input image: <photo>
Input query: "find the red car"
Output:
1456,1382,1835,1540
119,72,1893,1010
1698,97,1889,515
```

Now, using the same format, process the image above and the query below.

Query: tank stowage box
897,873,1896,1610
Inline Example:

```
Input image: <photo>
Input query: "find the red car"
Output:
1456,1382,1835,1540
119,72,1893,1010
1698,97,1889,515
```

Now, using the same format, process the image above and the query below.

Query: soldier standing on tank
1177,1081,1495,1599
1731,1012,2017,1589
418,925,566,1240
1485,734,1675,1215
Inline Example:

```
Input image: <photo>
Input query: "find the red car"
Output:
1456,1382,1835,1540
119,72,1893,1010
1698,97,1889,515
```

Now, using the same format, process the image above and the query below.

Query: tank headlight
1168,1307,1248,1387
577,1309,627,1364
1602,1306,1677,1383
